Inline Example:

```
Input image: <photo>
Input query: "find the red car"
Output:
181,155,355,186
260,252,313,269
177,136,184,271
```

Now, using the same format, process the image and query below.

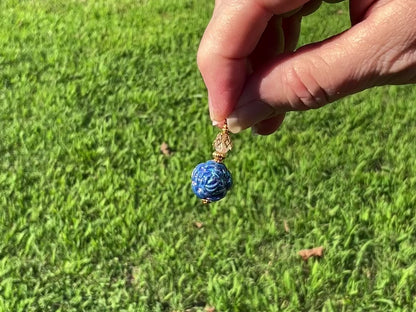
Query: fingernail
227,100,274,134
227,115,243,133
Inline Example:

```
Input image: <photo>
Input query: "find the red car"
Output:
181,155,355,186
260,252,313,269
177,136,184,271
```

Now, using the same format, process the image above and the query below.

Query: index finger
197,0,309,123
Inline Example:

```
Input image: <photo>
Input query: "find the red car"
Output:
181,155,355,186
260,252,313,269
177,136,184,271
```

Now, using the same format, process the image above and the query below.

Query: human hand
197,0,416,135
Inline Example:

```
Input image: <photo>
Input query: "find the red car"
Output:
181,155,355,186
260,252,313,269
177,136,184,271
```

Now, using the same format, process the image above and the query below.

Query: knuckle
284,63,329,110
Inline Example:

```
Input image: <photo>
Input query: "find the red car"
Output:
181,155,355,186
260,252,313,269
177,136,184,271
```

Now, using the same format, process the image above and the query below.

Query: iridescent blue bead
191,160,232,202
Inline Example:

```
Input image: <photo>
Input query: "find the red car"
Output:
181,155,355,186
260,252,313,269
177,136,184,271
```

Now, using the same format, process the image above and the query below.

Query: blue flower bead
191,160,232,202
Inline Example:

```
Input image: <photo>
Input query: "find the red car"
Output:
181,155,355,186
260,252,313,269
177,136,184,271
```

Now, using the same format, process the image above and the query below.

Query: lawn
1,0,416,311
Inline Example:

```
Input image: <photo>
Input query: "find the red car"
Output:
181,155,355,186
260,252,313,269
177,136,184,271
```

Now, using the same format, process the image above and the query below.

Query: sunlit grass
1,1,415,311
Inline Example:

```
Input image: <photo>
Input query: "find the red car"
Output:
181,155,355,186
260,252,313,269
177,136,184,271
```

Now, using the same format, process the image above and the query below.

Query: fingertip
227,100,276,134
251,114,286,136
226,116,243,133
208,93,226,128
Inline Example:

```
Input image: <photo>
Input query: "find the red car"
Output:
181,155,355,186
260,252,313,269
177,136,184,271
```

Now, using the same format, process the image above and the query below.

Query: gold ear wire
222,119,228,133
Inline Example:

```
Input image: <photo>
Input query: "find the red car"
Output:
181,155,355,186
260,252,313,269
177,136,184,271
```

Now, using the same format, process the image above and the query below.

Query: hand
197,0,416,135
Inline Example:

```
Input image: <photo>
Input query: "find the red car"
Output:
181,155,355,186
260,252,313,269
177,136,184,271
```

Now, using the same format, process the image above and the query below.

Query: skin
197,0,416,134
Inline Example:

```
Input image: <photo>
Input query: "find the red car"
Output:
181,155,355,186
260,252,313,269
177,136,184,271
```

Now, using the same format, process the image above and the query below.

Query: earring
191,121,233,204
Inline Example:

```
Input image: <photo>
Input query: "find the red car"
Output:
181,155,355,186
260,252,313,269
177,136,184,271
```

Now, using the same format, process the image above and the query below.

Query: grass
1,0,416,311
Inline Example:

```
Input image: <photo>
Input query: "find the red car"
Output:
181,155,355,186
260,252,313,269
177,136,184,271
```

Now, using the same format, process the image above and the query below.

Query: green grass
1,0,416,311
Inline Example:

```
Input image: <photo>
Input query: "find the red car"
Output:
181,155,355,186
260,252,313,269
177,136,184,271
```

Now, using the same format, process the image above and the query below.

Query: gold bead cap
212,121,232,163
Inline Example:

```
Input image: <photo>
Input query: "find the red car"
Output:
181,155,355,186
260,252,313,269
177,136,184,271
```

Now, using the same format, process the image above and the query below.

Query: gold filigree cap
212,121,232,162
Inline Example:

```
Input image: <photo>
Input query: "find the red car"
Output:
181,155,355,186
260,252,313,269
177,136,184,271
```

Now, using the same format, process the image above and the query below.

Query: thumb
227,2,413,133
